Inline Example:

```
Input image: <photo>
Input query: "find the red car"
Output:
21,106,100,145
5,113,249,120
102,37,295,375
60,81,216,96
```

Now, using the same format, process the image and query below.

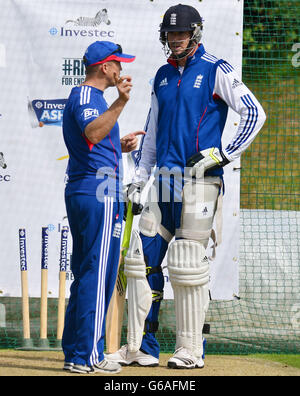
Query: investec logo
60,228,69,272
49,8,115,38
19,231,27,271
29,99,67,127
41,228,49,270
60,237,67,271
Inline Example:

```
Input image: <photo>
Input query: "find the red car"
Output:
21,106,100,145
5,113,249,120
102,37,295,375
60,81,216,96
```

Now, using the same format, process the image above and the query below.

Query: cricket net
0,0,299,354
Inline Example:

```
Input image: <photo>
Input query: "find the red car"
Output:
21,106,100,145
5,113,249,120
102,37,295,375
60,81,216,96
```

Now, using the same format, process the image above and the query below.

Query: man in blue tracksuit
107,4,266,369
61,40,143,374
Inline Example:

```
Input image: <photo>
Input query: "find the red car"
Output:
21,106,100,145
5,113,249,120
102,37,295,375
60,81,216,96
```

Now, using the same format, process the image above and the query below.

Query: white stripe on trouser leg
94,196,114,364
90,196,113,366
168,239,210,358
94,197,112,361
91,196,113,365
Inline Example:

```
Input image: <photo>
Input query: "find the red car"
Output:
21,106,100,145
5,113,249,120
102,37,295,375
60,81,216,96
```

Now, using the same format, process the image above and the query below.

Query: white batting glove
188,147,229,178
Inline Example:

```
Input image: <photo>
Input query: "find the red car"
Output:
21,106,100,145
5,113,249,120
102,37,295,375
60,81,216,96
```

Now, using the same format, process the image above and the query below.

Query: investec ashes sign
29,99,67,128
59,227,69,272
41,227,49,270
19,229,27,272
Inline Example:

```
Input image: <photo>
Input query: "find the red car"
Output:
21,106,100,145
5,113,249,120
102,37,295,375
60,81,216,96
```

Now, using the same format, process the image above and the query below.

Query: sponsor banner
0,0,243,299
29,99,67,128
18,229,28,272
61,58,85,86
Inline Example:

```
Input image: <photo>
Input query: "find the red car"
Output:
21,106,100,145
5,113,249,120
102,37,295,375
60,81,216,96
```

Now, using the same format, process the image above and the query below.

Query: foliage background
241,0,300,210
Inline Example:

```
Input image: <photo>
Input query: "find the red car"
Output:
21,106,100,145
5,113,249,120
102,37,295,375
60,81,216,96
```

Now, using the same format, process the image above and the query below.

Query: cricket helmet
159,4,203,49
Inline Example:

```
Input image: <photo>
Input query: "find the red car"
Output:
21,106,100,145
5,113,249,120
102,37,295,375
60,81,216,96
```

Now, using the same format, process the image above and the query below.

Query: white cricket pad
124,230,152,352
139,199,173,242
176,177,221,248
168,239,210,358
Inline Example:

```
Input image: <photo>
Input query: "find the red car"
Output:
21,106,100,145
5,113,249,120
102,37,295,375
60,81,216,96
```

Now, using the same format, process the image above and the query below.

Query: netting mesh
1,0,299,354
241,0,300,211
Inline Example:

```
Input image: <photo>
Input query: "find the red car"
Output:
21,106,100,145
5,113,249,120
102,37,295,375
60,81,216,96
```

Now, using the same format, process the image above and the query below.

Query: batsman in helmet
107,4,266,369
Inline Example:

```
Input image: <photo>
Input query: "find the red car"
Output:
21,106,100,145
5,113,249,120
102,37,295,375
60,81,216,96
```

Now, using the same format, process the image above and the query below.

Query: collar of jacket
167,44,206,69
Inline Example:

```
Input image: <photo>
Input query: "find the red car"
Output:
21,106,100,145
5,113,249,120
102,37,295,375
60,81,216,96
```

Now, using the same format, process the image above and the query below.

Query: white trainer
93,358,122,374
70,360,121,374
106,344,159,367
63,362,74,372
71,364,94,374
167,347,205,369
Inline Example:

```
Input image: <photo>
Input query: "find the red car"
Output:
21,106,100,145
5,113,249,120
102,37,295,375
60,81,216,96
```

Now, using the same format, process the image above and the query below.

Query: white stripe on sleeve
80,86,91,105
214,63,266,161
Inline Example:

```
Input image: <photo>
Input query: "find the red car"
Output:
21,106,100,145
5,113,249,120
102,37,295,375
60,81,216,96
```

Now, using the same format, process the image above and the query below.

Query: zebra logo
66,8,111,27
0,152,7,169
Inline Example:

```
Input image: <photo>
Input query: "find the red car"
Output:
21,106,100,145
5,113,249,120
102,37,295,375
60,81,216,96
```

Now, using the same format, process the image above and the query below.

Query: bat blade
105,202,134,354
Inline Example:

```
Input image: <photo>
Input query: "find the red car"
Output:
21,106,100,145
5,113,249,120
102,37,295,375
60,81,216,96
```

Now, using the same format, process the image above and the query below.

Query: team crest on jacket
193,74,203,88
112,222,122,238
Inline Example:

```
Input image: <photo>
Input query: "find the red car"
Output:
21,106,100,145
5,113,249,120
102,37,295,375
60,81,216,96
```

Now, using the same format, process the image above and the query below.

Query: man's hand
127,181,145,215
84,75,133,145
188,147,230,178
114,74,133,103
121,131,146,153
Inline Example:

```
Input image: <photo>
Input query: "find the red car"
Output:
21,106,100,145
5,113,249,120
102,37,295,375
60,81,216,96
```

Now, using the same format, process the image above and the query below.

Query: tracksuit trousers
62,193,124,366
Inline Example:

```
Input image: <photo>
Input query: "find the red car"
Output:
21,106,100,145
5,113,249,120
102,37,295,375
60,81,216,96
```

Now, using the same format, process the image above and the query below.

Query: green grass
249,354,300,369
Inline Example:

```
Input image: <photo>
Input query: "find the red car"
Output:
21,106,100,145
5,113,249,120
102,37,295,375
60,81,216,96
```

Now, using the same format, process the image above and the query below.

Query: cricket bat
105,201,134,353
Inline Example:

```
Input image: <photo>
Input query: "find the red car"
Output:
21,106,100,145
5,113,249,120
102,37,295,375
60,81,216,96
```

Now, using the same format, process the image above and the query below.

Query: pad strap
146,265,163,277
144,320,159,334
152,290,163,302
175,228,211,241
140,215,173,242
